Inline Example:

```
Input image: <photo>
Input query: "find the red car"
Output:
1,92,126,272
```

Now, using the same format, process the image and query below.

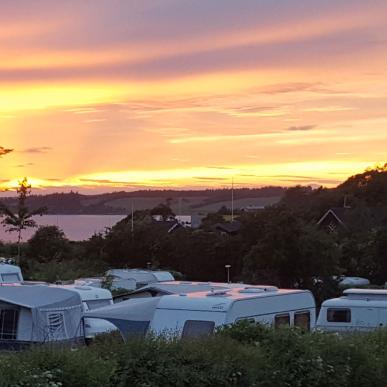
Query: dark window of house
182,320,215,338
327,308,351,323
0,309,19,340
274,314,290,328
294,311,311,330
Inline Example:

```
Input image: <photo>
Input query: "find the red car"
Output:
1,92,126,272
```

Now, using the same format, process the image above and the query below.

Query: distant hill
0,187,285,215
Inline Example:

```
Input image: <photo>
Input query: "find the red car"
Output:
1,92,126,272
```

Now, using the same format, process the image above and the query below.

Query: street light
225,264,231,283
147,262,152,270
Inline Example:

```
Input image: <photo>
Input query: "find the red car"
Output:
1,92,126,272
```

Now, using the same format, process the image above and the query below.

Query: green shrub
3,326,387,386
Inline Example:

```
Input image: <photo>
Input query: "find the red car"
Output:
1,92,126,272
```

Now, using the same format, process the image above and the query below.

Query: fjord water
0,214,127,242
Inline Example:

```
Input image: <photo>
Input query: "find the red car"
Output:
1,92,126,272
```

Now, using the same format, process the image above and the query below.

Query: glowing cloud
1,1,387,192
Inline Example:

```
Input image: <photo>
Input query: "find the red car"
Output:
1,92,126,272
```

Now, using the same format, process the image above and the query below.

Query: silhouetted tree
28,225,71,262
150,203,175,220
0,178,46,260
242,206,340,288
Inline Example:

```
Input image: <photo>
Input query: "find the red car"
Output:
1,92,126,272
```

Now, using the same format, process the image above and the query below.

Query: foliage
242,206,340,288
150,203,175,220
4,325,387,386
22,258,106,283
0,178,46,259
28,226,71,262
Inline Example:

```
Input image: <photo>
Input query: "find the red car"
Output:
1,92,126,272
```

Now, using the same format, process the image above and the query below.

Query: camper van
0,263,23,284
86,285,315,339
0,285,83,349
316,288,387,332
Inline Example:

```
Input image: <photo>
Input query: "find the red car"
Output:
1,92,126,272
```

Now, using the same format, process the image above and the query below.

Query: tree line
1,165,387,303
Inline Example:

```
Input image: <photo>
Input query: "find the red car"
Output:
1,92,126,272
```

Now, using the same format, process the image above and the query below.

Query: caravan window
0,309,19,340
274,314,290,328
47,312,67,340
327,308,351,323
182,320,215,338
86,299,111,310
1,273,20,282
294,311,311,330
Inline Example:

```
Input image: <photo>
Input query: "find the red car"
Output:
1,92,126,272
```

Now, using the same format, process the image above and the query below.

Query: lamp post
225,264,231,283
147,261,152,270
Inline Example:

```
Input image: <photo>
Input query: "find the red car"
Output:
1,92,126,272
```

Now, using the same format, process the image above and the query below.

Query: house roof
317,207,351,226
213,220,242,234
317,206,385,229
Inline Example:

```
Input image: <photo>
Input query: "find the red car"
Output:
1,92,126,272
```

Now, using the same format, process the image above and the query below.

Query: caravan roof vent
206,289,231,297
239,288,265,294
244,286,278,292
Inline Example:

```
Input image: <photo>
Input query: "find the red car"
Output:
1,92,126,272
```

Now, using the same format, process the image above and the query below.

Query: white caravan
0,285,83,349
52,285,117,340
316,288,387,332
86,285,315,339
0,263,23,284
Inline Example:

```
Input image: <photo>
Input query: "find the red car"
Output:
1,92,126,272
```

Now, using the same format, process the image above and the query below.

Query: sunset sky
1,0,387,193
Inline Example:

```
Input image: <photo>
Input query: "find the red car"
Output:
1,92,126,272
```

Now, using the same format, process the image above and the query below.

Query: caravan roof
106,269,174,283
322,288,387,308
155,287,305,313
51,284,112,302
129,281,248,296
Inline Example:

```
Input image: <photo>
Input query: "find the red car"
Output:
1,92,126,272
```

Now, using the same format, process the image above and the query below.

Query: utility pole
231,177,234,222
131,201,134,233
225,264,231,283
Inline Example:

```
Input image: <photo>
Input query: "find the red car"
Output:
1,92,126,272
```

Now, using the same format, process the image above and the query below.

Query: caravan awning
0,285,81,309
85,297,161,337
86,297,160,321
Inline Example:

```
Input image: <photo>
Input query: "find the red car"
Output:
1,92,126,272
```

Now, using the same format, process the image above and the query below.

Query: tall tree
0,177,46,260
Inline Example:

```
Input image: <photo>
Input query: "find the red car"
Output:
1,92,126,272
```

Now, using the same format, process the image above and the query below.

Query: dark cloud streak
0,146,13,157
19,147,52,154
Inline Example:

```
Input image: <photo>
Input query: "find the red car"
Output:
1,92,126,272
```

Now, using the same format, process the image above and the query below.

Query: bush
3,326,387,386
0,346,115,387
